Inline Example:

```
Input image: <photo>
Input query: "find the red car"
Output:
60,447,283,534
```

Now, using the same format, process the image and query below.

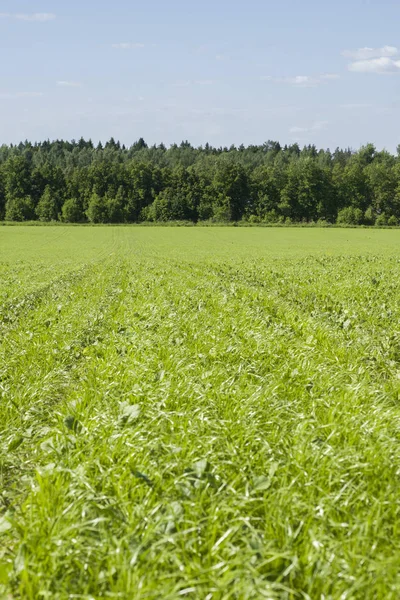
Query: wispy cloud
343,46,400,74
172,80,191,88
261,74,339,87
0,91,43,99
172,79,214,87
321,74,340,80
189,107,248,117
348,57,400,74
112,42,145,49
0,12,55,21
339,103,372,109
342,46,398,60
57,81,82,87
289,121,328,134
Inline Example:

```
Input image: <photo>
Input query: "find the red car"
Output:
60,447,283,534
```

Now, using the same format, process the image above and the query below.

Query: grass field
1,226,400,599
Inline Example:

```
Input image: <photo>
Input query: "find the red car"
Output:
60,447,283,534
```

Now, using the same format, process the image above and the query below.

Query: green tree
5,196,35,221
279,158,331,221
1,136,400,226
341,156,372,212
86,192,108,223
3,155,32,200
364,206,375,225
212,194,233,221
61,198,85,222
250,166,281,220
125,162,156,221
146,187,195,221
107,187,126,223
366,155,397,217
336,207,364,225
35,185,59,221
212,162,250,221
0,168,5,220
31,164,66,205
375,212,388,226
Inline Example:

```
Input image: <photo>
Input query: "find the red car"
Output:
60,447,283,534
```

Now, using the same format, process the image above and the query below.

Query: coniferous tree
1,137,400,225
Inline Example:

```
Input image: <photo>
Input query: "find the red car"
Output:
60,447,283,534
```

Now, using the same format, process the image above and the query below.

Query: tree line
1,138,400,225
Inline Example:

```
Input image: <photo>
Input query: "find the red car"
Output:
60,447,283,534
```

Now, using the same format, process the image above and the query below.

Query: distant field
1,227,400,599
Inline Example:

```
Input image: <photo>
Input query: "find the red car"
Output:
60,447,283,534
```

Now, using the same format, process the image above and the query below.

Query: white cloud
261,75,317,87
290,75,317,86
342,45,398,60
112,43,145,49
348,56,400,73
261,74,339,87
289,121,328,134
57,81,82,87
343,46,400,74
0,12,55,21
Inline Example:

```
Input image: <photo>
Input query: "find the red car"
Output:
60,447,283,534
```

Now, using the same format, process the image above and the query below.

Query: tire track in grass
0,260,127,430
179,257,400,469
2,267,300,597
5,257,400,598
0,263,97,335
0,267,130,600
105,259,400,598
0,258,130,523
162,258,400,597
0,227,120,337
185,255,400,395
0,231,121,439
0,262,67,299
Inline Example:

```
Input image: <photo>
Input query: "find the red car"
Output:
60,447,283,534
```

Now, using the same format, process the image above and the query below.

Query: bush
212,204,232,222
5,196,35,221
247,214,261,224
375,213,388,227
62,198,85,223
336,207,364,225
317,218,331,227
388,215,399,226
263,210,280,223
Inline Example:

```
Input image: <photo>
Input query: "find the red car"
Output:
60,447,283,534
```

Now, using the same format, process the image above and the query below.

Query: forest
1,138,400,225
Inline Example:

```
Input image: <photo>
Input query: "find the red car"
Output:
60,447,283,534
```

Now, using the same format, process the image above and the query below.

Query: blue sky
1,0,400,150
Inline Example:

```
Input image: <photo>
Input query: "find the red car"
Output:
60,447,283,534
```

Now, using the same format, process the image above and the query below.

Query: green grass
1,227,400,599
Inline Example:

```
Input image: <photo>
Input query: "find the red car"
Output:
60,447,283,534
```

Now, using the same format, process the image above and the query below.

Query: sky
1,0,400,151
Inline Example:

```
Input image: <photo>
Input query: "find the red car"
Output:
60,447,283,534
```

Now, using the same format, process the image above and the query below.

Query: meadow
1,226,400,599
